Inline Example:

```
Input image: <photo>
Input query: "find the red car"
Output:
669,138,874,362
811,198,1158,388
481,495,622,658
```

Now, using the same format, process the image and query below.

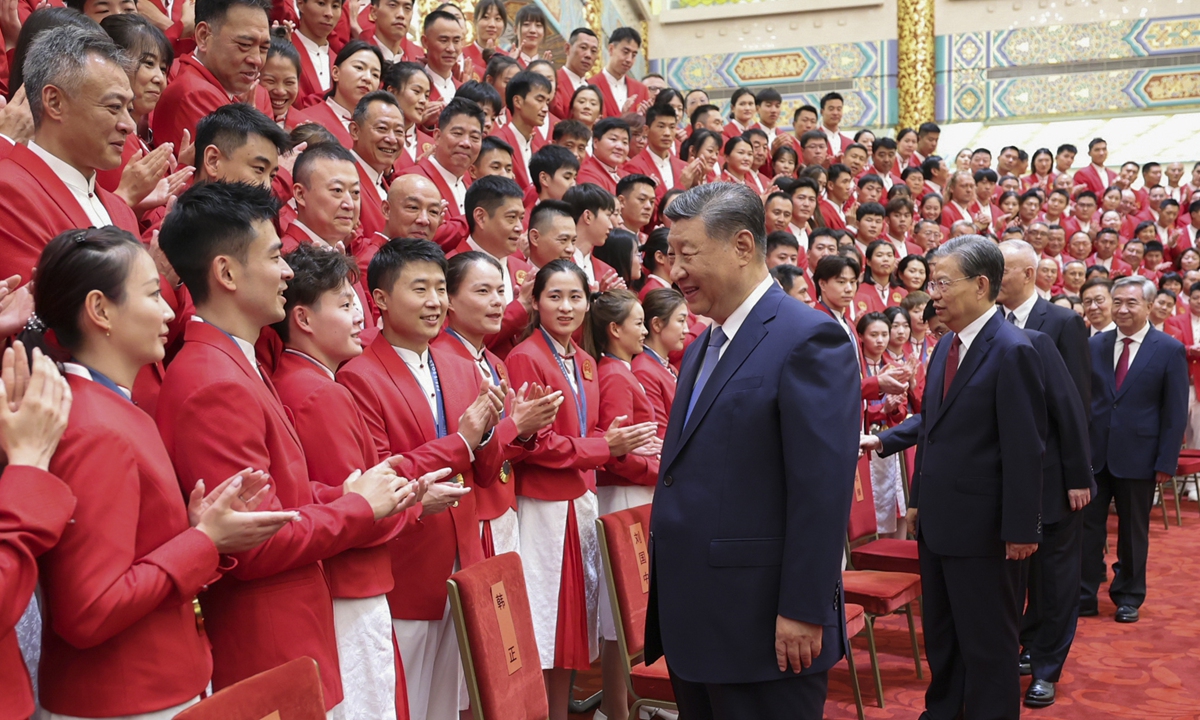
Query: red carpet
573,497,1200,719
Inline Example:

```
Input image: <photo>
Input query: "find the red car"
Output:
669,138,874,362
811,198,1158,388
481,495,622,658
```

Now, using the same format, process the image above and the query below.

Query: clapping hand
510,382,563,438
0,344,72,470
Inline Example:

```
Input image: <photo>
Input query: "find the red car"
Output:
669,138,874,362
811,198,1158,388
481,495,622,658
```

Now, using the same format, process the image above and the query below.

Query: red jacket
587,72,649,118
294,99,354,148
817,197,847,231
425,65,461,104
353,156,389,242
0,466,74,720
290,34,333,110
279,223,379,338
157,321,381,709
1165,314,1200,392
40,376,219,717
361,28,425,63
0,143,139,283
1073,165,1116,197
577,155,621,195
596,356,659,487
412,157,471,251
631,349,676,441
337,335,506,619
623,148,686,202
854,282,907,317
505,331,611,500
447,239,533,358
492,121,547,190
461,43,503,79
151,54,273,149
1087,253,1134,278
551,67,584,121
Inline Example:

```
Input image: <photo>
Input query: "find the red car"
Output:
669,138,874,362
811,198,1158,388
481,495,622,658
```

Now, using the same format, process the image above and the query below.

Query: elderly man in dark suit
997,239,1094,708
908,235,1047,720
1082,276,1188,624
644,183,861,719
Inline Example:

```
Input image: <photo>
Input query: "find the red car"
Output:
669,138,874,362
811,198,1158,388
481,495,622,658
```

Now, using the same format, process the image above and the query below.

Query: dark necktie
942,336,962,400
685,327,728,423
1007,310,1018,325
1115,337,1133,389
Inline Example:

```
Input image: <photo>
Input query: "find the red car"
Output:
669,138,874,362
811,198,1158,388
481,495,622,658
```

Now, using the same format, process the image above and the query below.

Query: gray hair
998,238,1038,268
933,234,1005,301
663,182,766,257
1112,276,1156,303
24,26,130,127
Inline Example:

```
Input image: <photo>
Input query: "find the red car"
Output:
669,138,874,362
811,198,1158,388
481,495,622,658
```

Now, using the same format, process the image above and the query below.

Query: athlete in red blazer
1165,312,1200,393
412,156,471,251
551,67,583,121
0,144,139,283
0,465,74,720
447,238,533,358
354,159,389,241
576,154,621,196
295,99,354,148
623,147,686,202
631,348,676,441
596,356,659,488
289,34,333,110
587,72,649,119
158,321,382,710
151,54,274,149
492,121,547,190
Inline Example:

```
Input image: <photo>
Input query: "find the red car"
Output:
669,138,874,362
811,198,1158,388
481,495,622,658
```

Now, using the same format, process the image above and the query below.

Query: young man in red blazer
421,10,464,104
0,27,139,284
156,182,413,714
413,98,486,251
588,27,649,118
552,28,600,120
1072,138,1117,198
623,105,698,203
338,239,511,720
152,0,274,148
350,91,408,241
352,173,448,273
564,183,622,292
362,0,425,63
492,70,551,189
288,0,339,109
576,117,630,196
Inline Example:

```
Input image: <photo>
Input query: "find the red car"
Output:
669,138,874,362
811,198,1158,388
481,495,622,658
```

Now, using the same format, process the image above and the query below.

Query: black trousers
1019,509,1084,682
668,667,828,720
919,537,1026,720
1081,468,1155,609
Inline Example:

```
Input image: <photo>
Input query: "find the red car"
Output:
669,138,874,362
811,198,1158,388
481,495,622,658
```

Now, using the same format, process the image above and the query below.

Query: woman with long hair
681,129,722,184
593,228,641,290
382,61,435,170
771,143,799,179
895,253,929,294
260,37,304,129
857,311,908,539
295,40,384,147
568,85,604,131
720,135,767,192
854,240,906,314
632,288,686,440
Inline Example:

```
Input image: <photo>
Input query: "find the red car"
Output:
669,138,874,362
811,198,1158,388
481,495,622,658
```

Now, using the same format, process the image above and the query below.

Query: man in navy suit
997,240,1094,707
909,235,1047,720
644,182,861,719
1081,276,1188,623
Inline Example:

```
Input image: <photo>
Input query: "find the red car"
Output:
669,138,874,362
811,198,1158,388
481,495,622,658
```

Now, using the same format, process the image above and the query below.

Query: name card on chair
853,469,864,502
258,712,281,720
630,522,650,594
491,581,522,674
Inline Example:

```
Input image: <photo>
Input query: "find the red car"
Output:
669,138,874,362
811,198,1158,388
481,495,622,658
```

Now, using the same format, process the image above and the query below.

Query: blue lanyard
540,327,587,437
864,359,885,409
445,328,504,419
74,362,132,403
425,352,449,439
641,346,676,379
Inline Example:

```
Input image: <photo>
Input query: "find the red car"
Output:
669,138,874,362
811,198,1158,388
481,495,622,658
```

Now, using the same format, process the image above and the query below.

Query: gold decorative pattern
1141,18,1200,53
642,19,649,65
586,0,604,76
897,0,935,129
1141,70,1200,103
733,53,811,82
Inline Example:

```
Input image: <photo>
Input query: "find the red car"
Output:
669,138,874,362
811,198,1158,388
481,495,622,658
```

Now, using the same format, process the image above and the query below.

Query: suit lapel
1024,297,1048,332
1098,331,1117,395
370,335,437,442
15,145,93,229
931,313,1000,430
1116,329,1159,400
661,325,709,470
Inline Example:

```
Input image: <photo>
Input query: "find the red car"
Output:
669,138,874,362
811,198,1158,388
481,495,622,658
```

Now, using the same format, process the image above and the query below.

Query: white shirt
562,66,586,92
546,333,578,393
191,316,260,378
822,126,842,155
602,69,628,111
650,151,675,189
1114,321,1150,370
427,65,457,100
294,31,331,91
517,51,538,66
924,180,943,197
510,125,534,180
467,236,513,299
393,344,477,458
352,150,386,195
950,200,973,222
403,127,419,163
1036,287,1052,301
714,274,774,360
758,125,778,147
450,330,494,385
954,304,998,368
28,141,112,227
429,156,467,214
326,97,352,132
573,248,597,289
1091,321,1116,336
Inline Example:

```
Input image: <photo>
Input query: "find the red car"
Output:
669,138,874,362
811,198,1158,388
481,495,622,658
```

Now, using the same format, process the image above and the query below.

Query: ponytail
583,288,638,359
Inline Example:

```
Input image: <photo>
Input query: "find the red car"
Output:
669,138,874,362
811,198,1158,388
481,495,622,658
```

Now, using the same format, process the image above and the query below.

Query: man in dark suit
644,183,861,719
1082,276,1189,623
908,235,1047,720
997,240,1094,707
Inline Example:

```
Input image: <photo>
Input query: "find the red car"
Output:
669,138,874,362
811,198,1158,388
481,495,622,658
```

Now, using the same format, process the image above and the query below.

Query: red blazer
505,331,610,500
412,157,471,251
0,143,139,283
448,240,532,358
577,155,620,195
630,350,675,441
1022,172,1058,194
290,34,333,110
362,29,425,63
353,160,389,243
551,67,582,121
0,466,74,720
854,282,906,316
1073,165,1116,197
337,335,505,620
824,128,853,158
461,43,503,79
861,355,908,428
276,0,350,52
157,321,381,709
272,350,418,598
151,54,273,149
596,356,659,487
40,376,219,717
1165,314,1200,391
587,72,649,118
940,200,978,228
95,134,152,195
623,148,685,202
1061,213,1096,240
1087,254,1134,278
817,197,847,230
493,122,546,189
294,99,354,148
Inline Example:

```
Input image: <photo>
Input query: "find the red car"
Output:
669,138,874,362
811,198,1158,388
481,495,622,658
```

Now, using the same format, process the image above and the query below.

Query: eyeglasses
926,276,977,294
1081,297,1109,307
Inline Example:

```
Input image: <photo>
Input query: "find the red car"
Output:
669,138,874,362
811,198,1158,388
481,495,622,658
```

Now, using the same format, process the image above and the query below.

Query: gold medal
500,460,512,483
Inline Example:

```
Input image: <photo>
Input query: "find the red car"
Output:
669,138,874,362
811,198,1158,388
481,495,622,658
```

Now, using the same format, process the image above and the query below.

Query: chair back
846,454,880,546
172,657,324,720
596,503,653,667
447,552,549,720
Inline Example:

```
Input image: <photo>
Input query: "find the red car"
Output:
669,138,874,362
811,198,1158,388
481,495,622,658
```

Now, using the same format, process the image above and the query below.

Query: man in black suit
997,240,1094,707
908,235,1047,720
1082,276,1188,624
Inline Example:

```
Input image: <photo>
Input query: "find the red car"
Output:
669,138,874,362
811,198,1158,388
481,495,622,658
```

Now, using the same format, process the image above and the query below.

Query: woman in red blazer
504,260,657,720
31,228,295,719
631,288,686,440
295,41,384,148
261,38,305,130
856,311,909,540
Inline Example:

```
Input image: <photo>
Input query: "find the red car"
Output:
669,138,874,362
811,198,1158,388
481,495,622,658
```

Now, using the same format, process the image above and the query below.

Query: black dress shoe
1079,604,1099,617
1019,650,1032,676
1024,679,1056,708
1115,605,1139,623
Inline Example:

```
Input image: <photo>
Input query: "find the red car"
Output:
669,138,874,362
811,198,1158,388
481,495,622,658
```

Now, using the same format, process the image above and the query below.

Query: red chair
843,603,868,720
841,455,923,708
596,504,677,718
447,553,550,720
172,657,325,720
849,454,920,575
1172,454,1200,525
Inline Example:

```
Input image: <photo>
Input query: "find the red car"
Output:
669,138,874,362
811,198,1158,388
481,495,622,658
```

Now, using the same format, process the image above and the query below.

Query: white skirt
516,493,600,669
332,595,397,720
480,506,520,556
43,696,200,720
870,449,906,534
1186,385,1200,450
596,485,655,641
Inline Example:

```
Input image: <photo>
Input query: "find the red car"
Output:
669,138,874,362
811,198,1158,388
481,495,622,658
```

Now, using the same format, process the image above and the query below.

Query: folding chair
172,657,325,720
844,603,868,720
1175,452,1200,522
596,504,677,719
447,553,550,720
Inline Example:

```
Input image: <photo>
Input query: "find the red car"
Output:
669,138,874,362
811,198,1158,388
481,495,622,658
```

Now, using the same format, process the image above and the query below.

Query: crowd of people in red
0,0,1195,718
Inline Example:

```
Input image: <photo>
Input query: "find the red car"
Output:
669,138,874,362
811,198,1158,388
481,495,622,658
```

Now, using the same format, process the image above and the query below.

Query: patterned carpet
574,497,1200,719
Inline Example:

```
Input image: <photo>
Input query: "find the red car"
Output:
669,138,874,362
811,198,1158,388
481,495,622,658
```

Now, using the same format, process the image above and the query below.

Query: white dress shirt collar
715,274,774,359
28,141,112,227
427,65,457,100
326,97,352,130
650,150,674,189
294,31,331,91
429,156,467,213
191,316,261,378
1006,291,1039,328
353,150,385,191
62,362,132,398
955,304,998,361
283,348,335,379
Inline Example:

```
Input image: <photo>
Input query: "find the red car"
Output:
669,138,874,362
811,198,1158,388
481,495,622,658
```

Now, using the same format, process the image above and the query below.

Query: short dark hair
352,89,400,127
689,103,719,128
1081,276,1113,297
771,264,805,293
857,202,886,221
465,175,524,234
423,9,460,32
756,88,782,105
873,136,897,153
159,182,281,305
564,182,617,222
529,145,580,193
513,4,545,28
858,174,884,190
766,231,799,252
920,156,943,180
616,173,656,197
813,254,860,287
382,60,429,94
274,243,360,342
438,96,486,131
663,183,766,256
367,238,448,293
645,103,677,127
819,91,843,110
553,119,592,143
609,26,641,47
456,80,503,116
292,142,356,187
195,103,291,166
569,27,597,44
593,116,631,143
799,130,826,149
529,199,575,233
266,35,300,74
475,135,513,163
974,168,998,184
827,163,852,185
1057,143,1077,156
792,104,817,124
505,69,553,112
1088,137,1106,151
917,121,940,137
196,0,271,27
